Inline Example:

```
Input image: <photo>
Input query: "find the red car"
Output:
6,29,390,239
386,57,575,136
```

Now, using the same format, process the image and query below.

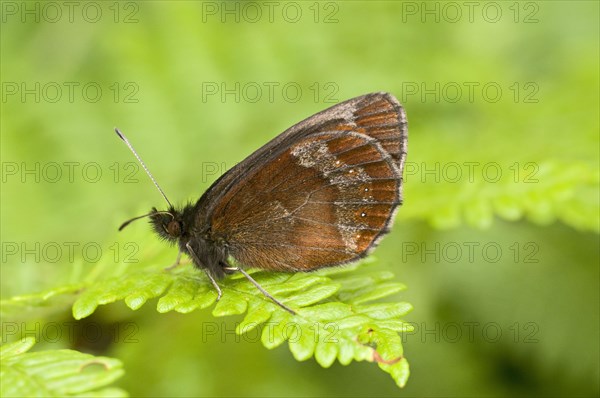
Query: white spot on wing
338,224,358,251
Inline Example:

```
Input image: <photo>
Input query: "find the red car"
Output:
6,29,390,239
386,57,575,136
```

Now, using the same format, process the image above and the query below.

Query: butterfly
116,92,407,314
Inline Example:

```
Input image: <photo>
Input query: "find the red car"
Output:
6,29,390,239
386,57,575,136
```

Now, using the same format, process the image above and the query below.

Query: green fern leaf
402,159,599,232
0,284,85,322
68,240,413,388
0,337,127,397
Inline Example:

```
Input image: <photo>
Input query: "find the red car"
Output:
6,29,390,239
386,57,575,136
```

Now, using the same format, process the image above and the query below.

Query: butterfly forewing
200,92,407,272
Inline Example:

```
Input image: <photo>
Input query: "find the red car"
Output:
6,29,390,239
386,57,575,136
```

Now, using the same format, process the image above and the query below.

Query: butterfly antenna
114,128,173,209
118,210,174,231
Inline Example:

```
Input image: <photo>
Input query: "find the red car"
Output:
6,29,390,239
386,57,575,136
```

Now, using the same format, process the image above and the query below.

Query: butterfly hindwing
193,92,407,271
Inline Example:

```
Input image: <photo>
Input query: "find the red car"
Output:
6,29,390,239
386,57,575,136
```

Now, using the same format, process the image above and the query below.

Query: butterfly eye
166,220,182,237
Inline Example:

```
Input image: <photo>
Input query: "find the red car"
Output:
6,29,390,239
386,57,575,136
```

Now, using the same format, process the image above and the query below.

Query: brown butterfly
116,92,407,314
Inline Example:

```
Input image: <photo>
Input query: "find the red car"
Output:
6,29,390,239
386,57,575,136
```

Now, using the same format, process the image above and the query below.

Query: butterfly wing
195,92,407,271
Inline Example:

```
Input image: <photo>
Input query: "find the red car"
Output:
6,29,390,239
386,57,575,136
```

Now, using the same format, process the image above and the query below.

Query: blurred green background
1,1,598,396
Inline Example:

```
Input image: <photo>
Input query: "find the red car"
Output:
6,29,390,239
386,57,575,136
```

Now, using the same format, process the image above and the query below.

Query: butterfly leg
164,250,182,271
223,266,296,315
203,268,223,301
185,242,223,301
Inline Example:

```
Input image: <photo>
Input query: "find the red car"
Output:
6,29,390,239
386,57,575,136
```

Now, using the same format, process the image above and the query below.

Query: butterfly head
149,207,185,243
